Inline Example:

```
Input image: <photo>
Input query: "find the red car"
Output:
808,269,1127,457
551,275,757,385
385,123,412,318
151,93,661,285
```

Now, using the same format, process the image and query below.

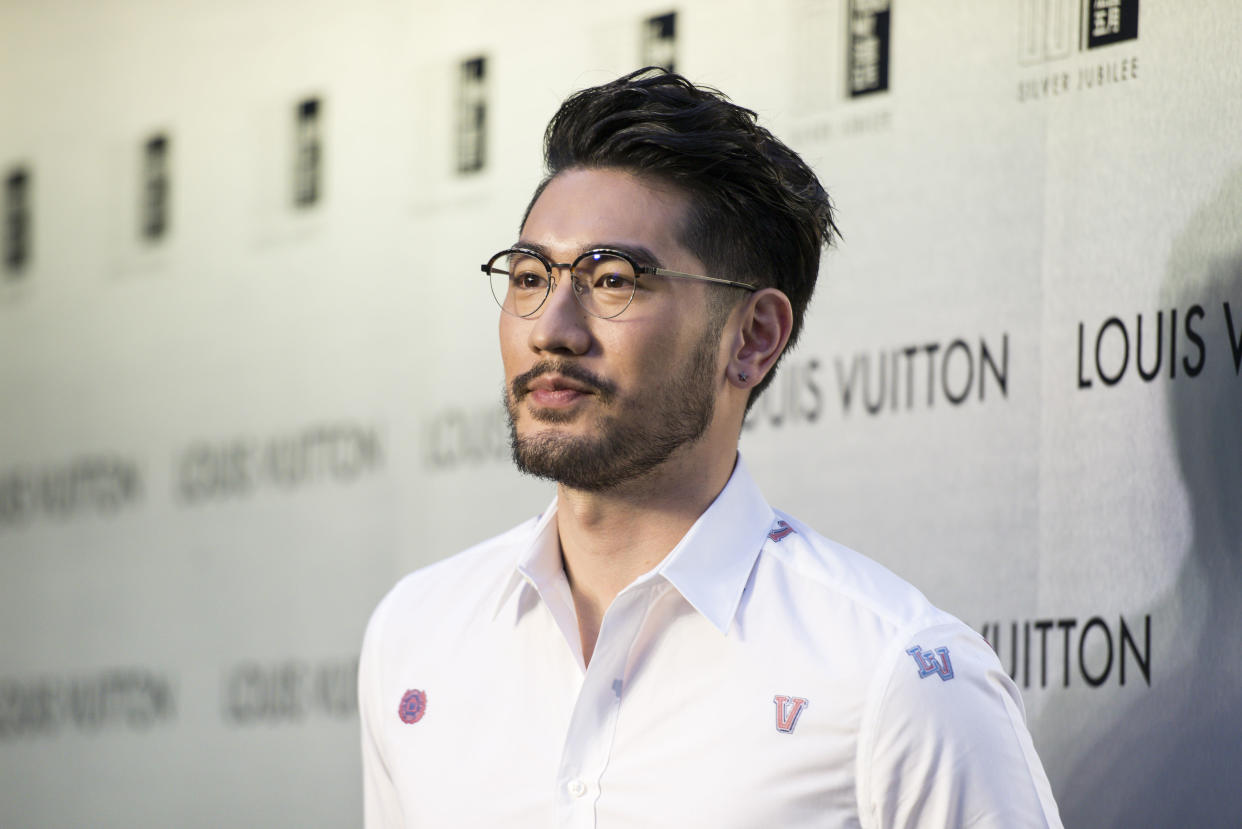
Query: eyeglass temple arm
647,267,758,292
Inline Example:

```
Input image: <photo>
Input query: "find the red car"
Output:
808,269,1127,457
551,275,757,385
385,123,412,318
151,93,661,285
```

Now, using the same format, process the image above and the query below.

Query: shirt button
567,779,587,798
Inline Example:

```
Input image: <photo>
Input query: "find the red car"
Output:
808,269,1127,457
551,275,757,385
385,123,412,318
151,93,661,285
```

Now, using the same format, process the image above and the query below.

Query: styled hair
526,67,839,407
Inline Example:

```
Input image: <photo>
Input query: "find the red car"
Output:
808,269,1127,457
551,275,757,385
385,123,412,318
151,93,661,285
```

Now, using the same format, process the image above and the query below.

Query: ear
727,288,794,390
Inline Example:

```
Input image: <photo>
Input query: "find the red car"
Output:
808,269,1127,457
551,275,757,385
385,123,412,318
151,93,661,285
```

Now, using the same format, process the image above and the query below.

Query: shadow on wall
1058,168,1242,827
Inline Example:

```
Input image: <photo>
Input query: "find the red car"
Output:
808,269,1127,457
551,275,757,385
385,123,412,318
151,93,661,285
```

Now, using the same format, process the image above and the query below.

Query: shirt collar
492,503,562,622
492,455,775,635
655,455,774,634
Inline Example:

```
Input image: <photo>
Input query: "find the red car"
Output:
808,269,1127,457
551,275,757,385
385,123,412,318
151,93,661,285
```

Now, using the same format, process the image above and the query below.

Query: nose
528,266,591,356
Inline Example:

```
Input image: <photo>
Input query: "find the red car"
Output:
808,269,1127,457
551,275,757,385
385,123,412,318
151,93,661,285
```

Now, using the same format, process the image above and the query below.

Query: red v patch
773,694,808,733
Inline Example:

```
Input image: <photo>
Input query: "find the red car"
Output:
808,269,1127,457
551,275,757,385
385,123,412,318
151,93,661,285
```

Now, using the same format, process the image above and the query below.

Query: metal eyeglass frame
481,246,758,320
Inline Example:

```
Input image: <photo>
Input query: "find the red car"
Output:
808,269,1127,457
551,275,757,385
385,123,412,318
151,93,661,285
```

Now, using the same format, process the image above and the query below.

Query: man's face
500,167,724,492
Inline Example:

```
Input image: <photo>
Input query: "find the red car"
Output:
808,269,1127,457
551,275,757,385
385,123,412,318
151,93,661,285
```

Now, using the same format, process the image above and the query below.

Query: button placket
555,583,657,827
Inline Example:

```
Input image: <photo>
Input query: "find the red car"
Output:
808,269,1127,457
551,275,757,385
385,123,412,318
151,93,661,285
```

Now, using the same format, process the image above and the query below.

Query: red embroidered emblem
398,689,427,724
773,694,809,733
768,520,795,542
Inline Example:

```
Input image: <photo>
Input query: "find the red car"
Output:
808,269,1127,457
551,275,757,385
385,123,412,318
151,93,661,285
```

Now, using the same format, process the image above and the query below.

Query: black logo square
848,0,892,97
4,167,31,275
456,57,487,175
1084,0,1139,49
293,97,322,207
141,134,170,241
641,12,677,73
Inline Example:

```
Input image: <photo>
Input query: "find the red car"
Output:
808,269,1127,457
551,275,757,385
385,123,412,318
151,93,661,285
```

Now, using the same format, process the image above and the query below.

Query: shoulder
856,617,1061,827
756,511,959,639
756,511,1004,722
756,516,1066,827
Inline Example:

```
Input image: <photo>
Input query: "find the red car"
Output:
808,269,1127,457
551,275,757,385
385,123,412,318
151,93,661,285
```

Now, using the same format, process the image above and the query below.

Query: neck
556,439,738,665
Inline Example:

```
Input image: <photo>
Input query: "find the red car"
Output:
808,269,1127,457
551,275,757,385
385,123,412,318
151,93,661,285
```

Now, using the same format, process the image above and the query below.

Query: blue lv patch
906,645,955,681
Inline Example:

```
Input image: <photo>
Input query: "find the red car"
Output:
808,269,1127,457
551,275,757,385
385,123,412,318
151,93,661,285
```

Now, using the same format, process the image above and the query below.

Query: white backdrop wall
1,1,1239,826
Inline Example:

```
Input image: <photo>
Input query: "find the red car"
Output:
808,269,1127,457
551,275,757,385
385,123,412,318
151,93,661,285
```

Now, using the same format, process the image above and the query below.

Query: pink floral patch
398,688,427,724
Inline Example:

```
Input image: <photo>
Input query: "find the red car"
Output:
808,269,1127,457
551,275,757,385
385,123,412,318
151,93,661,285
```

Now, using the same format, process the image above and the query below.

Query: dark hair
525,67,838,407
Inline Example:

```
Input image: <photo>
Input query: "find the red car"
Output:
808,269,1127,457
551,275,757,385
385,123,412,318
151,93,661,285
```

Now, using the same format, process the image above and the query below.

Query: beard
504,330,719,492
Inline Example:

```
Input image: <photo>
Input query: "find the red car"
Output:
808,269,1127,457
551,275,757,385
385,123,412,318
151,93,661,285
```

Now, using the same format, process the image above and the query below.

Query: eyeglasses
481,247,757,320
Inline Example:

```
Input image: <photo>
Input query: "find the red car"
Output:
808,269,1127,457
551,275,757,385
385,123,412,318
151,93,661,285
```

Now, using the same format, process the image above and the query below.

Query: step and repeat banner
2,1,1239,826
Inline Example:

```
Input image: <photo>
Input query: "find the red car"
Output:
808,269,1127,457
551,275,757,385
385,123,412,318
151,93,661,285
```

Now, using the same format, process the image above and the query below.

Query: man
359,69,1062,828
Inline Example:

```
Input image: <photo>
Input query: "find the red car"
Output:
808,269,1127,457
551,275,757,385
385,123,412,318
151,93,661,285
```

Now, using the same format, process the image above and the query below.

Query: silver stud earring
738,372,749,382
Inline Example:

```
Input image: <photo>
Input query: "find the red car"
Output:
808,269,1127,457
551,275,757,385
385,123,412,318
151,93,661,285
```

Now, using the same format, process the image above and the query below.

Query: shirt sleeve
359,600,404,829
857,620,1063,829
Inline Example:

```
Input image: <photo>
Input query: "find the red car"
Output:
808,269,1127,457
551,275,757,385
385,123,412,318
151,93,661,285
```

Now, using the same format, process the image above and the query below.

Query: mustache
511,360,617,403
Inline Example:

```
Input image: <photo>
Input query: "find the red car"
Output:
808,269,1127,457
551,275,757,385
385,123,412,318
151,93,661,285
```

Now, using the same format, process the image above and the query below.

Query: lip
529,388,586,407
523,374,595,408
526,374,595,394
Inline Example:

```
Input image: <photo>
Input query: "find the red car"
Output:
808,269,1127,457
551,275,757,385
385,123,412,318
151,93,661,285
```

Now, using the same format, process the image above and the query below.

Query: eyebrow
512,240,665,268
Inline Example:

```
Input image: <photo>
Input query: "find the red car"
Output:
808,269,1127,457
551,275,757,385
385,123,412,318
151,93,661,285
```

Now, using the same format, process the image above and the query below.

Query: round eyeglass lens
488,251,550,317
573,252,638,319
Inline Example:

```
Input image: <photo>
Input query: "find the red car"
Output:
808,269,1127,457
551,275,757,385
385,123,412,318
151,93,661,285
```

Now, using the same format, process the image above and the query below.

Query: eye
514,270,547,290
578,254,636,293
504,254,548,291
596,272,634,291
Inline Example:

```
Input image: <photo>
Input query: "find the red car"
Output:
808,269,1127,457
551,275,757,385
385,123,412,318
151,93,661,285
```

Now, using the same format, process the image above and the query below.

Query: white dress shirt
359,457,1062,828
